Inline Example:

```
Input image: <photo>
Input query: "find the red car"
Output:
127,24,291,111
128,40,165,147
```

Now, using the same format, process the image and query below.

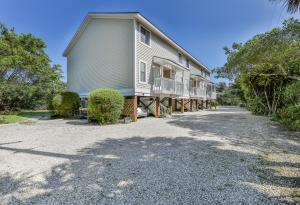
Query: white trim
135,91,151,96
178,52,183,65
139,60,147,84
133,19,137,94
139,24,151,48
78,88,134,98
186,57,190,68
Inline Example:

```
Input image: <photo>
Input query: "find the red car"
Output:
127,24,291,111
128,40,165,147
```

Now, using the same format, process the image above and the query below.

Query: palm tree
271,0,300,13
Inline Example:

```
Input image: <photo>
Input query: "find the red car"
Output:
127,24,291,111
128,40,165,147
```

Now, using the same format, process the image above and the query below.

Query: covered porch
151,56,189,98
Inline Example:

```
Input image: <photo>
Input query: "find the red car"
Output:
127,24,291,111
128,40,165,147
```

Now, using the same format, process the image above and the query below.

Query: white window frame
139,60,147,84
186,57,190,68
178,52,183,64
140,25,151,48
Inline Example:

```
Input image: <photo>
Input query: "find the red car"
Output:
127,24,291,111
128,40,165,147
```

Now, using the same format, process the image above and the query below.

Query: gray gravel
0,106,299,204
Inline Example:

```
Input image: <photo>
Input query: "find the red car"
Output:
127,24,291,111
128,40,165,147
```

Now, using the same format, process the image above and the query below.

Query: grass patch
18,110,54,118
0,110,54,124
0,115,27,124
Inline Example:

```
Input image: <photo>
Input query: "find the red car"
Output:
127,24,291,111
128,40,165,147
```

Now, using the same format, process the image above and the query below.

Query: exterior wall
135,21,209,95
67,18,134,97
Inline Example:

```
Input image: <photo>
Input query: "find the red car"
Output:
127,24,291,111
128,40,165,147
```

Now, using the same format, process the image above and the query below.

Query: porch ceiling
152,56,188,71
190,73,207,81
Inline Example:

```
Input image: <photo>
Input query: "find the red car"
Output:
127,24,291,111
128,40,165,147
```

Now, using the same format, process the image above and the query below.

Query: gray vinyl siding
67,18,134,96
135,21,207,94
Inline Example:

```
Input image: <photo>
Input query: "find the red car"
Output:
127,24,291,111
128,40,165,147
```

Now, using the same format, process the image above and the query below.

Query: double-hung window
140,61,147,83
140,26,151,46
186,58,190,68
178,53,183,64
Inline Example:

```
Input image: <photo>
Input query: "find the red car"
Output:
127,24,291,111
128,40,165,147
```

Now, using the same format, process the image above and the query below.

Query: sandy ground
0,106,299,204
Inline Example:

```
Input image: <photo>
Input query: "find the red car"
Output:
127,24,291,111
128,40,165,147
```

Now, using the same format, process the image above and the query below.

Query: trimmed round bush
52,91,80,118
88,88,124,124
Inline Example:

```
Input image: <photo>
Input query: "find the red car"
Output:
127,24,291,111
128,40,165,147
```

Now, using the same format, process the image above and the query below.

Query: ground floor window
140,61,147,83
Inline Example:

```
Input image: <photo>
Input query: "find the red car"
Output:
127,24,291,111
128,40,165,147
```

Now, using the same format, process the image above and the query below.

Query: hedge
88,88,124,124
52,91,80,118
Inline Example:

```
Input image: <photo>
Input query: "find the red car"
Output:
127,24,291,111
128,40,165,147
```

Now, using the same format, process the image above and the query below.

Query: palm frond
271,0,300,13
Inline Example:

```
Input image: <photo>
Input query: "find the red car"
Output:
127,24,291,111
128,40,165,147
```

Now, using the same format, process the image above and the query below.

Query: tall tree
214,18,300,115
0,22,65,111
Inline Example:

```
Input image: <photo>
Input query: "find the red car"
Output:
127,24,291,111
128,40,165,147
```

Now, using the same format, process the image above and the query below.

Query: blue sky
0,0,298,83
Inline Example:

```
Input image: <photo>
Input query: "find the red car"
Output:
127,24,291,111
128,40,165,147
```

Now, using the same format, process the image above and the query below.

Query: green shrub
278,104,300,131
246,97,267,115
239,103,246,108
208,100,218,109
0,116,5,124
52,91,80,118
88,88,124,124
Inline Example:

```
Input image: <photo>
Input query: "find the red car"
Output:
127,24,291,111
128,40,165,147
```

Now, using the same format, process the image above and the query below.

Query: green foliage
160,106,171,117
214,18,300,130
88,88,124,124
19,110,54,118
0,22,65,112
270,0,300,13
208,100,218,109
277,104,300,131
52,91,80,118
216,82,244,106
282,81,300,105
0,115,26,124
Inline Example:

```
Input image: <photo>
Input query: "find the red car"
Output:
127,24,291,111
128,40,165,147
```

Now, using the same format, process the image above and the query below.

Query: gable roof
63,12,210,73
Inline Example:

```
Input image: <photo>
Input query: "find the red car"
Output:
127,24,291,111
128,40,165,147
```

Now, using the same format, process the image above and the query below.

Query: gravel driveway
0,106,299,204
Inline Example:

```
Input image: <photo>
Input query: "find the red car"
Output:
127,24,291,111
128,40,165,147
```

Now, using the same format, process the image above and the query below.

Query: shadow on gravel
1,136,296,204
168,106,300,203
169,107,300,154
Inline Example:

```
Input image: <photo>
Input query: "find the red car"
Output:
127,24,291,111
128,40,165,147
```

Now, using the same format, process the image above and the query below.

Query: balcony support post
122,96,137,122
155,97,160,118
195,100,198,111
180,99,184,113
190,99,193,112
169,97,172,115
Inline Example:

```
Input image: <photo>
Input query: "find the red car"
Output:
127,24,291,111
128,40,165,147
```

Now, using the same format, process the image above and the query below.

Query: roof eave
62,12,211,73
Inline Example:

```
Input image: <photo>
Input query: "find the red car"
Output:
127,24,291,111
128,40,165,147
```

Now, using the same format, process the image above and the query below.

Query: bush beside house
88,88,124,124
52,91,80,118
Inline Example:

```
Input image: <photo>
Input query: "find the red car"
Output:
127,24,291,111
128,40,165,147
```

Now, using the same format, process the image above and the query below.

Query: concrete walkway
0,107,299,204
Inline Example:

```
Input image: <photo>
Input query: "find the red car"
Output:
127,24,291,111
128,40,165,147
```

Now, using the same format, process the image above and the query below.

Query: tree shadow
1,136,297,204
168,106,300,203
168,107,300,154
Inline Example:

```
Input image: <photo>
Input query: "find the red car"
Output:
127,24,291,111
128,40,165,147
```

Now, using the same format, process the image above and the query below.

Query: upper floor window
178,53,183,64
186,58,189,68
139,61,147,83
140,26,151,46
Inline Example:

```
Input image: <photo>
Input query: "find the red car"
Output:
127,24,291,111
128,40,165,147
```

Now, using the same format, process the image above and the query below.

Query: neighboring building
63,12,217,121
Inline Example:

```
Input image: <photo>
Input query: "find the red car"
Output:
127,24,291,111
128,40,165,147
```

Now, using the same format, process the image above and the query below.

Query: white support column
160,65,163,78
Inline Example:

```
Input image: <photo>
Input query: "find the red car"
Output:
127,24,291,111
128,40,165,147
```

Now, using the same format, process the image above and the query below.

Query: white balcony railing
207,92,217,100
189,87,206,99
153,78,184,96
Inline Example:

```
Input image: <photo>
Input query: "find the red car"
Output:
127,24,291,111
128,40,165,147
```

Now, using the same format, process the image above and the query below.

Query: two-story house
63,12,216,122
